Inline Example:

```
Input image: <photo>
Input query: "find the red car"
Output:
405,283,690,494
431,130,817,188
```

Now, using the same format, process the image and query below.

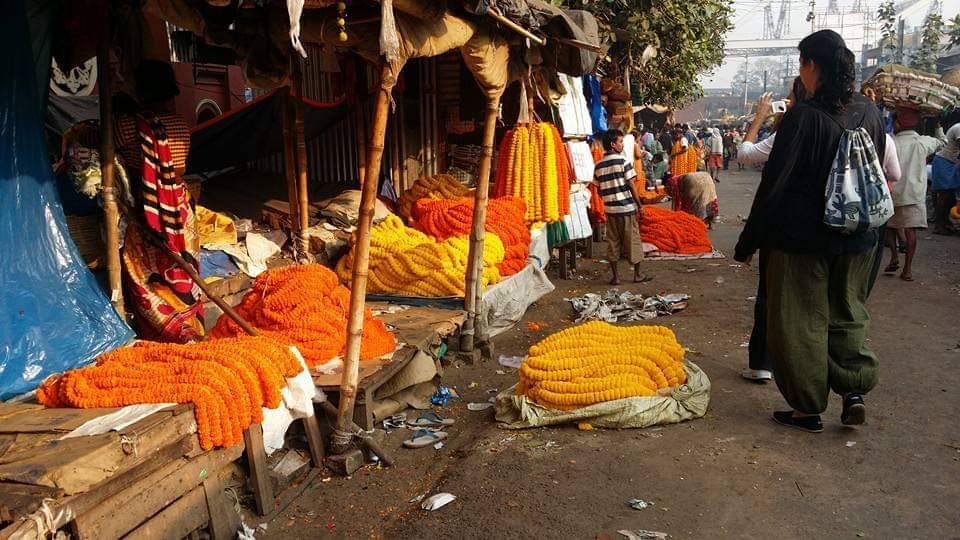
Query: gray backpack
823,127,893,234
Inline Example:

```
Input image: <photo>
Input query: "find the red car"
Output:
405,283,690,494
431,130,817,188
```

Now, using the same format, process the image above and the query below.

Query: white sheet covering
566,140,595,183
556,75,593,137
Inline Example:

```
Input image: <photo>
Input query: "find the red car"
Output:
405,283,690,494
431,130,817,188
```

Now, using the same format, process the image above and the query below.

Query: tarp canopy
186,89,351,174
1,0,133,400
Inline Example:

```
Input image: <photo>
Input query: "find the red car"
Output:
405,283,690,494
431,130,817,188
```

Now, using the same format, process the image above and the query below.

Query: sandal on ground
883,262,899,274
634,274,654,283
740,368,772,382
841,394,866,426
899,273,914,282
403,429,448,448
406,412,455,428
772,411,824,433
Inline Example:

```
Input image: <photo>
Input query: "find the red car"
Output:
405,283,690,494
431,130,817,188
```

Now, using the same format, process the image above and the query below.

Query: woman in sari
116,60,203,343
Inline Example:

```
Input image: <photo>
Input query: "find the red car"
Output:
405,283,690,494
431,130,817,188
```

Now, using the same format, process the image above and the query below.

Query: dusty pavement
263,167,960,540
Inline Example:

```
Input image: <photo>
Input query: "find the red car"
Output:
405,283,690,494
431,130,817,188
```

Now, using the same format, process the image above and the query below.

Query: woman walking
734,30,885,432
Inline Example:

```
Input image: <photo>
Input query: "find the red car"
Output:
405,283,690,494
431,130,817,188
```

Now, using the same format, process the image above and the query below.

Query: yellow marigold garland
492,122,570,224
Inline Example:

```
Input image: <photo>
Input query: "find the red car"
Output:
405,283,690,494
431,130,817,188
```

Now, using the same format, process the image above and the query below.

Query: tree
877,0,898,63
910,12,944,73
560,0,735,108
730,58,785,95
946,14,960,50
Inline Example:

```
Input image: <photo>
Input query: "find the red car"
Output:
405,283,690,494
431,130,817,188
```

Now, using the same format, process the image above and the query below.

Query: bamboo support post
97,20,124,318
292,58,311,255
459,99,501,352
332,63,399,454
281,88,301,255
487,7,546,46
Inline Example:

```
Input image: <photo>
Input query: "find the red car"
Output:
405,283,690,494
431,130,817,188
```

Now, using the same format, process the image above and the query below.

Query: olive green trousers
765,248,879,414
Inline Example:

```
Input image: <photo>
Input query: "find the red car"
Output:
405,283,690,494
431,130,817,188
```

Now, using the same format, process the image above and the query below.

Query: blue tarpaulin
0,1,134,399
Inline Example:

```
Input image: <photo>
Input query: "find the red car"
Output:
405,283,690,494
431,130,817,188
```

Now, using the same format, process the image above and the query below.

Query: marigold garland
492,122,572,224
670,141,699,177
639,206,713,255
336,215,506,297
210,264,397,365
397,174,472,220
517,321,688,411
410,196,530,276
37,337,303,450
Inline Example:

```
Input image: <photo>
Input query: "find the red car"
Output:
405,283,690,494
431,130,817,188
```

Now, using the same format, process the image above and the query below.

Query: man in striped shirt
594,129,645,285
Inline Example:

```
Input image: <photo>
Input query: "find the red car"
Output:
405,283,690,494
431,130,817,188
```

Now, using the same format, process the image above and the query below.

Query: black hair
135,60,180,105
791,76,809,103
941,108,960,131
798,30,855,113
601,129,624,151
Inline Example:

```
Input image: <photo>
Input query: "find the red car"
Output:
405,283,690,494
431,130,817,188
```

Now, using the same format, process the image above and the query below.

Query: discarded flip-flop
406,412,455,428
403,429,448,449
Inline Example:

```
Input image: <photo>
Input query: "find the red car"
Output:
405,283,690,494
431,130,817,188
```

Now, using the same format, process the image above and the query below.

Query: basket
183,177,202,202
65,214,105,268
862,70,960,115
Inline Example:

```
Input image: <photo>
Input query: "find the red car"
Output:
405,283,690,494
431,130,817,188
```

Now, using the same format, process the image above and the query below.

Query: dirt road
266,167,960,539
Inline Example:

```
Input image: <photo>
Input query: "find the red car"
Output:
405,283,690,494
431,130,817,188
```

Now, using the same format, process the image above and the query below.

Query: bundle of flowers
493,122,572,223
670,141,700,177
397,174,472,219
336,215,505,297
37,336,303,449
410,196,530,276
639,206,713,255
517,321,687,410
210,264,396,365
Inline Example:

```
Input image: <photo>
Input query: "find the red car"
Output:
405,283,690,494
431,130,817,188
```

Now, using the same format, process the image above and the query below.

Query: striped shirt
594,152,638,216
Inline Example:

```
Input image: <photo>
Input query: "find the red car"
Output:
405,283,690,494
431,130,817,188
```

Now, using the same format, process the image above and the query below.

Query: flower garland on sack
397,174,473,219
37,336,303,450
337,215,506,297
516,321,688,410
639,206,713,255
210,264,397,365
491,122,571,224
410,196,530,276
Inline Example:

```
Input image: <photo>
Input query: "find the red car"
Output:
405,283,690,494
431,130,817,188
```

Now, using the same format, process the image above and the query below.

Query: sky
700,0,960,89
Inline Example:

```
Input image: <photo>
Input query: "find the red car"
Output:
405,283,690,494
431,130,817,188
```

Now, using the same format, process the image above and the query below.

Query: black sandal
772,411,824,433
841,394,866,426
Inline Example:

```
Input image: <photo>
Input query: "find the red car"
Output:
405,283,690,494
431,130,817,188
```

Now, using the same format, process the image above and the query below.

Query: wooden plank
0,436,197,540
313,345,417,390
0,408,121,433
301,414,325,467
122,485,208,540
202,469,239,540
73,444,243,539
0,403,44,421
0,411,194,493
243,425,273,516
0,484,62,522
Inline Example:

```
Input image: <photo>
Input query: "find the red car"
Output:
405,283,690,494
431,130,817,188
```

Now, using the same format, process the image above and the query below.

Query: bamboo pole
97,18,124,319
333,63,399,453
281,87,301,252
292,58,311,255
459,99,501,352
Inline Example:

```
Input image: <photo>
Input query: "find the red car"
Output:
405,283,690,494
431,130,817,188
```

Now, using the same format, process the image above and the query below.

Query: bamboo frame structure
459,100,500,352
97,22,124,318
292,59,311,255
333,62,399,453
281,88,302,254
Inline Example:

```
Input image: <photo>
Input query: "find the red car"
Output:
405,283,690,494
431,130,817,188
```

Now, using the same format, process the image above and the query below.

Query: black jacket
734,94,885,261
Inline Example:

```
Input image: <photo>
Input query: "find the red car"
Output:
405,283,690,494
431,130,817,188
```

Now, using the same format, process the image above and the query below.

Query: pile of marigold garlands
336,215,505,297
397,174,472,220
639,206,713,255
410,196,530,276
38,336,303,450
210,264,396,365
517,321,688,410
493,122,572,223
670,140,700,177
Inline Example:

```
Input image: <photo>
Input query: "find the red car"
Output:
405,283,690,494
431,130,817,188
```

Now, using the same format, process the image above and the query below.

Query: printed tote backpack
822,127,893,234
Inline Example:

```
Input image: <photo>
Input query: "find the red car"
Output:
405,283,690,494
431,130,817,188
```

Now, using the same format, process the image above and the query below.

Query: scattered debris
846,441,857,447
430,386,457,407
578,422,594,431
739,342,750,348
627,498,653,510
467,402,495,411
409,494,426,503
498,355,524,369
421,493,456,511
618,529,669,540
525,321,547,331
495,370,507,375
565,290,690,323
714,277,725,285
433,441,445,450
237,521,256,540
382,413,407,432
468,381,479,389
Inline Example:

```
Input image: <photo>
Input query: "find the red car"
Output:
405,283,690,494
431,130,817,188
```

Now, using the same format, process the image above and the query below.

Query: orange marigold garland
491,122,571,224
37,336,303,450
210,264,397,365
639,207,713,255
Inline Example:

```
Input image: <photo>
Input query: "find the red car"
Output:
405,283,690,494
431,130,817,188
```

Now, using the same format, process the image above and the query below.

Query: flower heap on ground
336,215,505,297
210,264,396,365
37,336,303,450
397,174,473,220
517,321,688,410
410,196,530,276
493,122,571,223
639,206,713,255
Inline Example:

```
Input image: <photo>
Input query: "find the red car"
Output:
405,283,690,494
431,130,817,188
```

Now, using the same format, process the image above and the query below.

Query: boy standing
594,129,645,285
